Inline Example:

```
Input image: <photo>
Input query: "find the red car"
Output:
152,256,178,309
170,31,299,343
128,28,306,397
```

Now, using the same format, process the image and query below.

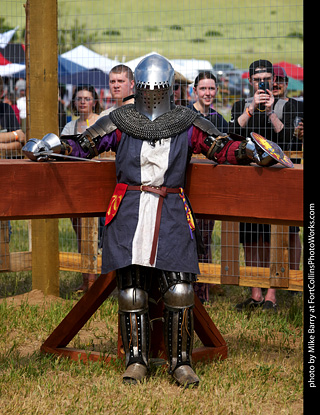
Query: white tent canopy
0,47,214,84
0,63,25,77
124,52,214,83
0,27,19,48
170,59,214,82
124,51,160,71
61,45,119,73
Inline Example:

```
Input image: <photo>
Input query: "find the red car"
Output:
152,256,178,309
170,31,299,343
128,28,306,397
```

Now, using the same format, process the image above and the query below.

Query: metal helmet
134,54,175,121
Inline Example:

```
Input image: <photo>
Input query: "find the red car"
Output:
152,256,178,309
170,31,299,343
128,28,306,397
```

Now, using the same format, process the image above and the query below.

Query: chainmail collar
109,104,199,142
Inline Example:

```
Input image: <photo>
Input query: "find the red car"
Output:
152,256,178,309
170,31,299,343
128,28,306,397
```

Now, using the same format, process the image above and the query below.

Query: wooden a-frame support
41,272,227,365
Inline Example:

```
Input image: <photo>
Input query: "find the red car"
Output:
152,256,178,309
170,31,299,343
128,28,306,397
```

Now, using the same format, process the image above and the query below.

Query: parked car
213,63,235,77
221,70,251,99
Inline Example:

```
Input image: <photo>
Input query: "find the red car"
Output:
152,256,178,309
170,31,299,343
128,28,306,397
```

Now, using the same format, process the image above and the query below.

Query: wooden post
220,221,240,285
270,225,290,288
81,217,99,273
0,221,10,271
28,0,59,295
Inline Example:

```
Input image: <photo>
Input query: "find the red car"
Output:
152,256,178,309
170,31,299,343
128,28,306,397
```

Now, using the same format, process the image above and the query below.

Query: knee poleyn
162,283,194,311
118,287,148,313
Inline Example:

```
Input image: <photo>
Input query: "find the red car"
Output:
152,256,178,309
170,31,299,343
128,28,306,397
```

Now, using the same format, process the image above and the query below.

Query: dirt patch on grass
0,289,64,307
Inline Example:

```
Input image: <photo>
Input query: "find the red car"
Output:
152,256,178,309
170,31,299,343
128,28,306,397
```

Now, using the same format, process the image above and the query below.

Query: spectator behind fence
272,64,303,164
272,64,302,277
220,76,231,108
99,64,134,117
0,75,25,157
188,71,229,302
16,87,26,133
1,75,26,244
3,92,20,124
61,84,102,135
15,78,26,97
229,60,299,312
61,84,102,292
188,71,228,133
58,84,67,136
229,59,294,150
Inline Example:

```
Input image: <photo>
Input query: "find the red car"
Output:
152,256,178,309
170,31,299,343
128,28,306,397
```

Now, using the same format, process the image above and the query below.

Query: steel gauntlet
235,134,293,167
22,133,62,161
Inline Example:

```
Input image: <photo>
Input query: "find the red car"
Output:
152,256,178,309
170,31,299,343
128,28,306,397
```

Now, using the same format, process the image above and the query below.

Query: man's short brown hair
110,64,134,82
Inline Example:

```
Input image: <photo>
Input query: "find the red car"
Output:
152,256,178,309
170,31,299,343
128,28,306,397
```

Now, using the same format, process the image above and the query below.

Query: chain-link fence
0,0,303,297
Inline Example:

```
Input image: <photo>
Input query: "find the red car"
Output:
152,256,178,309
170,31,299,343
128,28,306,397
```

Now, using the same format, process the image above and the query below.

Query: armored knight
23,54,292,387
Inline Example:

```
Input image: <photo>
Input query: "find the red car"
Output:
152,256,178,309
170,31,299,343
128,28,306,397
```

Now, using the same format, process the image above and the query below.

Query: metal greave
119,307,150,368
117,266,151,369
163,305,194,374
162,281,195,374
117,266,196,373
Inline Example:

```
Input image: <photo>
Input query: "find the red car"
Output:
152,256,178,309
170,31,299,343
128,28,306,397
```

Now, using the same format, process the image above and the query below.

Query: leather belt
127,185,181,265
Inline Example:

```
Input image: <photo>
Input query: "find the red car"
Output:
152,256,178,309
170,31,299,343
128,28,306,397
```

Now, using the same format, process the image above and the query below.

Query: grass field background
5,0,303,69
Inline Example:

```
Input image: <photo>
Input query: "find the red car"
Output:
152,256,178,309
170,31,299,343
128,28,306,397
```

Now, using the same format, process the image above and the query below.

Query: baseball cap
272,65,288,80
249,60,273,77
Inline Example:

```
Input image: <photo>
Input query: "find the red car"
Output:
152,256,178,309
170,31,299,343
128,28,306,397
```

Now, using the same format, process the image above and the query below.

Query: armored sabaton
117,265,200,386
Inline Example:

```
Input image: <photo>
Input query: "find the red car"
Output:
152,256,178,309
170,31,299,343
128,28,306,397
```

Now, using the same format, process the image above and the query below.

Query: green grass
4,0,303,68
0,282,303,414
0,218,304,413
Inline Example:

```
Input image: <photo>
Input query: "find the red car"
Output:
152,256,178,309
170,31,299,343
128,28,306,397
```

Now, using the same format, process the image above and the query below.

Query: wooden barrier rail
0,159,303,292
2,249,303,292
1,159,303,223
0,158,303,365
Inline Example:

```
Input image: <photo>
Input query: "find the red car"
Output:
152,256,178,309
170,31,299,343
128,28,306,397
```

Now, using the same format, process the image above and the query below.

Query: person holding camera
229,59,294,151
228,60,296,312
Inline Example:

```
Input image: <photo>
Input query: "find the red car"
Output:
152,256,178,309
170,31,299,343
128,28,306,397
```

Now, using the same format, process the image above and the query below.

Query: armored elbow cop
204,135,233,161
74,115,117,158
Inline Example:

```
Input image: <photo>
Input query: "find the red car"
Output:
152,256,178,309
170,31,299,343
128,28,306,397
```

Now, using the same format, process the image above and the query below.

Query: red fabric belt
127,185,181,265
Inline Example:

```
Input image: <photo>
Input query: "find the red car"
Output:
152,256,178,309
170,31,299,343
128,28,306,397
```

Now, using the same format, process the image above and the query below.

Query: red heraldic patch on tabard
105,183,128,225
